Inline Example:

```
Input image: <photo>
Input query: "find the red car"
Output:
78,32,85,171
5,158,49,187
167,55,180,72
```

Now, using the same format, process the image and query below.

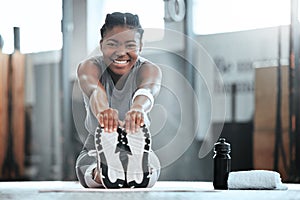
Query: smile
113,59,130,65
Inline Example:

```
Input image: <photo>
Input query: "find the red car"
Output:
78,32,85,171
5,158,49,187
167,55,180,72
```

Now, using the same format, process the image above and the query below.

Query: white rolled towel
227,170,288,190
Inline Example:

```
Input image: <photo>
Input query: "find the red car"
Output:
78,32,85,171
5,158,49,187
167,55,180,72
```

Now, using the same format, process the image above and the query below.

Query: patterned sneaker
126,125,151,188
94,126,126,188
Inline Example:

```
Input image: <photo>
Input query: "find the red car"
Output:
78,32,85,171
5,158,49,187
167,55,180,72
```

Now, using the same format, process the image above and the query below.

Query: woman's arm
125,62,162,133
77,60,119,132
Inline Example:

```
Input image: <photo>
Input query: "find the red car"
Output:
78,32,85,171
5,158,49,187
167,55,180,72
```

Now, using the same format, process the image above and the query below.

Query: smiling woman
75,12,162,189
0,0,62,54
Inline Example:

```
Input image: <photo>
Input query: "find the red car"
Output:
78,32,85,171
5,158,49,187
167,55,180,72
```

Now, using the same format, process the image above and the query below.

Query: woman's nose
115,45,127,56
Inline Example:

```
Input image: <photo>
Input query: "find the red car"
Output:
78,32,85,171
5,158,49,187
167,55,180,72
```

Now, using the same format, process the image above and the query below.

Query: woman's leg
126,125,161,188
75,133,103,188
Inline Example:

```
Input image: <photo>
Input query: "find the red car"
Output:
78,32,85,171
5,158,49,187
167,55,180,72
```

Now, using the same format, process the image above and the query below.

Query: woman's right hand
96,108,119,132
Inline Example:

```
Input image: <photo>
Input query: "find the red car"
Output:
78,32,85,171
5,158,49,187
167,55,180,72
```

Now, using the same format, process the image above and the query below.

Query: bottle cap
214,138,231,153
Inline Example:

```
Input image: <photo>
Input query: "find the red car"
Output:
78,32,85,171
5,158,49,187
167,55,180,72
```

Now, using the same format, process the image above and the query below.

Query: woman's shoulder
77,55,105,78
138,56,161,70
81,55,104,67
138,56,159,69
136,56,162,78
79,56,105,71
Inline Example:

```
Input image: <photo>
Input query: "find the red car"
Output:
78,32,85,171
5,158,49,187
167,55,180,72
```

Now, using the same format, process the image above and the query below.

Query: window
0,0,62,54
192,0,291,35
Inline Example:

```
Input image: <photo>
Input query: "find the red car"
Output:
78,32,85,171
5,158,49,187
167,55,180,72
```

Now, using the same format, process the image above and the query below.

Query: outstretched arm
77,60,119,132
125,62,162,133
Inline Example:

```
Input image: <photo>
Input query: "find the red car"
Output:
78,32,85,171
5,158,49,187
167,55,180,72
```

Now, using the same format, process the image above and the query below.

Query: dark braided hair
100,12,144,39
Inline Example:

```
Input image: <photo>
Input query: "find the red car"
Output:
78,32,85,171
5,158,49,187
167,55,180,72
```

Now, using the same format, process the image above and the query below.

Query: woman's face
100,26,142,75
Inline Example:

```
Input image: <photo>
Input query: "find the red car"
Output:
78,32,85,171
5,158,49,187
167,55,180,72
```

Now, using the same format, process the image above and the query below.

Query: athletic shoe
126,125,151,188
94,126,126,188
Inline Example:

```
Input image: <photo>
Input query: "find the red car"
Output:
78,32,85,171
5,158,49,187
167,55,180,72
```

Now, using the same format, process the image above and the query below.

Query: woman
75,12,162,189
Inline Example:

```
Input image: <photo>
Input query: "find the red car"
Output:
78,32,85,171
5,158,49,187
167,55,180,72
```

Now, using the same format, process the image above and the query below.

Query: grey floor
1,181,300,200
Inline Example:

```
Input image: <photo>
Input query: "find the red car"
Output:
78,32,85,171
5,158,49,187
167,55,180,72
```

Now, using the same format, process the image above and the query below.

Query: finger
108,112,114,132
97,113,104,127
140,114,145,127
130,112,136,133
103,113,109,132
113,114,119,132
125,114,131,133
135,112,143,132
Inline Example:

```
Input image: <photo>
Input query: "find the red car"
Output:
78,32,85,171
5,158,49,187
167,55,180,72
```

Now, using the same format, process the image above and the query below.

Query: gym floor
1,181,300,200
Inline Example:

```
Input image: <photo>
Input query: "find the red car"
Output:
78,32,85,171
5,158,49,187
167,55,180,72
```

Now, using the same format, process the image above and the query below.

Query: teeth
114,60,128,64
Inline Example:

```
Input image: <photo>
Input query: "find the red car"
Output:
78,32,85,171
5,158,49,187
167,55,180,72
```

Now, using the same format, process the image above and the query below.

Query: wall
193,26,291,176
25,51,62,180
195,26,290,123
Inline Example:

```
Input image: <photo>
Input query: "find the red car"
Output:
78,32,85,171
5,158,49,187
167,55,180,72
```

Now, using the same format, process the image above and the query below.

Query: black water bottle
213,138,231,189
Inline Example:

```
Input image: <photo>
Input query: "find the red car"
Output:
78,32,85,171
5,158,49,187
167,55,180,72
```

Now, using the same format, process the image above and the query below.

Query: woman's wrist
132,88,154,113
89,88,109,118
130,103,144,112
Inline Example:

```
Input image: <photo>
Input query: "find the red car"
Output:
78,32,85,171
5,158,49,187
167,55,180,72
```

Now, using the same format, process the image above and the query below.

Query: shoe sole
95,126,125,188
126,125,151,188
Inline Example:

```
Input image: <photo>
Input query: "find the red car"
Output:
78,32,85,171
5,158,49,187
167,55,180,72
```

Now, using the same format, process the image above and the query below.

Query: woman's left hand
124,106,145,133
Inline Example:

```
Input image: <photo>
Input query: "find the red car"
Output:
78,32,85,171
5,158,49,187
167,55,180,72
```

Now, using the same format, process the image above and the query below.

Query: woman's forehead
103,26,141,41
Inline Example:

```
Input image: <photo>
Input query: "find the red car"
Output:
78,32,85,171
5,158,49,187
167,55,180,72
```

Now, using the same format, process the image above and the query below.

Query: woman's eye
106,43,117,47
126,44,137,49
